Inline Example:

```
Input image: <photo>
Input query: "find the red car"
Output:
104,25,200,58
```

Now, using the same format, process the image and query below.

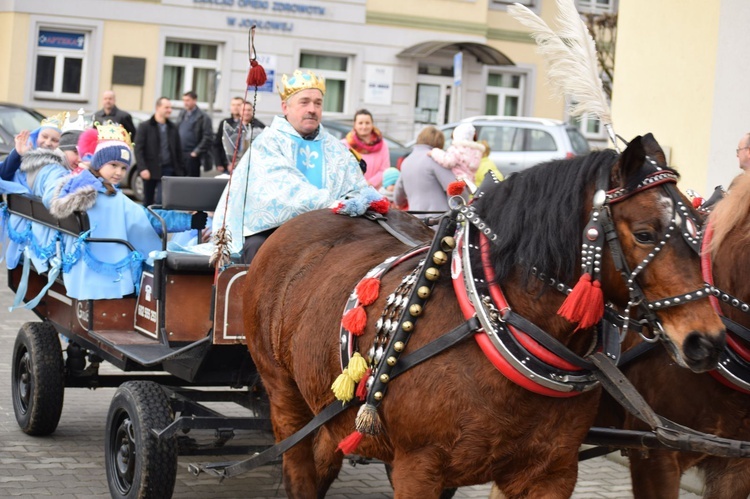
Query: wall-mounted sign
226,17,294,31
38,30,85,50
254,54,277,93
364,65,393,106
194,0,326,15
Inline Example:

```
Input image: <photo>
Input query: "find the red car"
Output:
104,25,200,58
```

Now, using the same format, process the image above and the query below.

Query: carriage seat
159,176,235,272
6,193,90,237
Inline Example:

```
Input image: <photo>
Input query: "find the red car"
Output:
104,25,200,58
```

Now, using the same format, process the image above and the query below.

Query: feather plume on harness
508,0,617,149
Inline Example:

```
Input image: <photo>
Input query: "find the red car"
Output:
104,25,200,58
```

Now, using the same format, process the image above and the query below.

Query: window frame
27,18,103,107
298,51,352,115
485,71,526,117
489,0,539,12
161,38,222,108
576,0,616,14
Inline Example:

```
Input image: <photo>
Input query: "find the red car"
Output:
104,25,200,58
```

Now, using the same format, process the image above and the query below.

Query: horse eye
634,231,656,244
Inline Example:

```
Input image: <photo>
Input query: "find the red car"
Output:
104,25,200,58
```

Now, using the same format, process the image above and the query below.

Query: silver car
437,116,590,177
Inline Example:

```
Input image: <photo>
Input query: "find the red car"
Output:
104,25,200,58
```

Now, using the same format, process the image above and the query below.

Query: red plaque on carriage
134,271,159,339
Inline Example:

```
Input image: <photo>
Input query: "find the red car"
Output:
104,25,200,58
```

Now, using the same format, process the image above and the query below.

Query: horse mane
708,172,750,255
474,149,618,287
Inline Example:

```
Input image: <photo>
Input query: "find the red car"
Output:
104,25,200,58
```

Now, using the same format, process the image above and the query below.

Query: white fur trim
451,139,486,152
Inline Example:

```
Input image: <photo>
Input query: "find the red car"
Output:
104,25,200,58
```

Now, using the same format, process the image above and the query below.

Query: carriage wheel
105,381,177,499
11,322,65,435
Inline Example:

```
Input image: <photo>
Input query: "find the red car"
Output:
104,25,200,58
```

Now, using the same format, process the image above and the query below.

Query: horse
243,133,725,498
595,171,750,499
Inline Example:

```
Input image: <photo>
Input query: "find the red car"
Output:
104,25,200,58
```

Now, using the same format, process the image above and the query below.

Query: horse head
603,133,725,372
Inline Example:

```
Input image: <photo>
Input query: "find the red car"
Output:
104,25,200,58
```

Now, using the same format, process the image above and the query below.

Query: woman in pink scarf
342,109,390,189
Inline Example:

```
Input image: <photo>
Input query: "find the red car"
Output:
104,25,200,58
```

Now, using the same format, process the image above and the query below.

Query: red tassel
447,181,465,196
246,60,267,87
576,279,604,329
337,431,364,454
557,273,604,330
355,368,371,401
342,306,367,335
356,277,380,306
692,197,704,209
331,202,345,214
369,198,390,214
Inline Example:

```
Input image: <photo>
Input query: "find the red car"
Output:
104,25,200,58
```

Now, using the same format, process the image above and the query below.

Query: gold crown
40,112,67,130
95,121,132,147
278,70,326,101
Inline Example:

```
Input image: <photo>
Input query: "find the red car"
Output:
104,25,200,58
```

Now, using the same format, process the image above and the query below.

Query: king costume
209,116,370,255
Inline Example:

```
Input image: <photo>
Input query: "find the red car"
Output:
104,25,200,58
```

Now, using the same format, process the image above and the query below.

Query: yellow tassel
347,353,368,382
331,368,355,402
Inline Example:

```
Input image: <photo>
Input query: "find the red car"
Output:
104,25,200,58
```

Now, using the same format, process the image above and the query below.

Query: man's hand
216,165,227,173
140,170,151,180
190,152,198,158
14,131,31,156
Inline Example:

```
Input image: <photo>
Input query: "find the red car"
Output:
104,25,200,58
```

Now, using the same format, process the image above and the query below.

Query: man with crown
211,69,373,263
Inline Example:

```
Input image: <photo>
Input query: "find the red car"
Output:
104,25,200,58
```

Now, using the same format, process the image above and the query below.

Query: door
414,74,452,137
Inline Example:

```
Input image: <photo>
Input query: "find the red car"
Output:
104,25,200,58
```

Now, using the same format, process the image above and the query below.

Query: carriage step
89,330,211,366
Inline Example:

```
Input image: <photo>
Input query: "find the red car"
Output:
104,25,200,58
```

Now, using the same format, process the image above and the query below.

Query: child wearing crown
0,113,79,275
46,122,206,299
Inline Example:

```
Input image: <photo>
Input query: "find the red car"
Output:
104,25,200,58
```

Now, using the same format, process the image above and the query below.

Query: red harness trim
701,221,750,391
451,232,580,398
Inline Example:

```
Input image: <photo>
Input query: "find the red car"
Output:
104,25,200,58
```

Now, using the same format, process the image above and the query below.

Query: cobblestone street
0,269,702,498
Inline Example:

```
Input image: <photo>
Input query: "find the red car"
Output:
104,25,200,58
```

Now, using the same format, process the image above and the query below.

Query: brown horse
596,172,750,499
243,134,725,498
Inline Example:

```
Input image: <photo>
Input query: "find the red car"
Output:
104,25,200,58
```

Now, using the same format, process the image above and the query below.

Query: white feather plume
508,0,612,127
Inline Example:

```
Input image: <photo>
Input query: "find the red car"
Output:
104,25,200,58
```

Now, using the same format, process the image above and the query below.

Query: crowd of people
0,67,511,306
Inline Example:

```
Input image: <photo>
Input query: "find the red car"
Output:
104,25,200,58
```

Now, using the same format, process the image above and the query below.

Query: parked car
321,120,412,169
423,116,591,177
0,103,46,160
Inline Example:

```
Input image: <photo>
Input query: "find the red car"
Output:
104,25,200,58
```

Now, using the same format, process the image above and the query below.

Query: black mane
473,149,619,287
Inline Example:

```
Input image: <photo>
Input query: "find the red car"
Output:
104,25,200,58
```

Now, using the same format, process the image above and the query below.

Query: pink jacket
429,140,485,181
349,141,390,189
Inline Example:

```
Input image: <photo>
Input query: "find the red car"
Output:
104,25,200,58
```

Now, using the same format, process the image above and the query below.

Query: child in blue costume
49,123,202,300
0,114,72,274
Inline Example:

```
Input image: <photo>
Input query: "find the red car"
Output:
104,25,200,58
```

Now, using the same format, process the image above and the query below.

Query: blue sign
38,30,85,50
454,52,463,86
254,69,276,93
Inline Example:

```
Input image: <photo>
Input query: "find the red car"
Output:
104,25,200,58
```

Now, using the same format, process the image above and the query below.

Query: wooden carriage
7,177,270,499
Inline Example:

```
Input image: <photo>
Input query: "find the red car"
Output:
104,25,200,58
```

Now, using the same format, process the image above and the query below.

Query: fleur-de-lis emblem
300,145,319,169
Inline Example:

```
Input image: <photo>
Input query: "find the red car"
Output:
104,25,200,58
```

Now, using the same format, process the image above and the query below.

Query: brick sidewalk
0,269,701,498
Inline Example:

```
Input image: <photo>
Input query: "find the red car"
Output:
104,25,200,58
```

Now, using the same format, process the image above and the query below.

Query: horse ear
613,135,645,188
640,133,668,167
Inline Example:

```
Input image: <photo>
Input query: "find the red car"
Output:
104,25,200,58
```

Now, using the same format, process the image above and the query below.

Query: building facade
611,0,750,193
0,0,615,143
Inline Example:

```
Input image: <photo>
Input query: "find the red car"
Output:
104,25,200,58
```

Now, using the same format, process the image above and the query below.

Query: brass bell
425,268,440,281
394,341,405,352
417,286,431,299
409,304,423,317
432,251,448,266
402,321,414,332
386,356,397,366
379,373,390,383
373,391,383,401
441,236,456,250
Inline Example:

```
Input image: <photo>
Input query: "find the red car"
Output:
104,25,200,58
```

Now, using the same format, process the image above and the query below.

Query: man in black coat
94,90,137,142
134,97,184,206
178,90,213,177
213,96,243,173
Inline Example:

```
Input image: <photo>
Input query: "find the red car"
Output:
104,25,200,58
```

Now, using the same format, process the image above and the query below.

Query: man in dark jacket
178,90,213,177
134,97,184,206
212,96,242,172
94,90,137,142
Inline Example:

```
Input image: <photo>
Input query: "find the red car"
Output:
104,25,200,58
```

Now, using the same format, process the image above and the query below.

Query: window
299,53,349,113
576,0,615,14
162,40,220,104
33,29,88,100
526,129,556,151
490,0,534,7
485,72,525,117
